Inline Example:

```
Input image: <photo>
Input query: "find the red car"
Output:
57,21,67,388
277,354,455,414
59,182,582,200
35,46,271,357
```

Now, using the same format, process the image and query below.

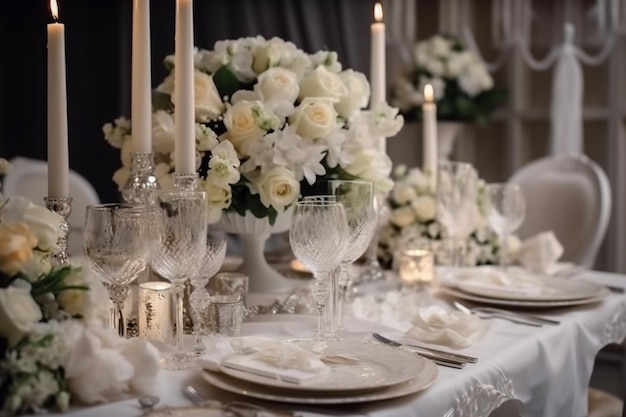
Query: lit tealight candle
47,0,69,198
422,84,437,190
174,0,196,174
398,249,434,289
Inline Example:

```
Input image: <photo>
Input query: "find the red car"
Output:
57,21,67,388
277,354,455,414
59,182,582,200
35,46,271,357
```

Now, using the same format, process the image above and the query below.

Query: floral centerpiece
391,35,506,124
104,36,404,224
0,160,159,415
378,165,520,268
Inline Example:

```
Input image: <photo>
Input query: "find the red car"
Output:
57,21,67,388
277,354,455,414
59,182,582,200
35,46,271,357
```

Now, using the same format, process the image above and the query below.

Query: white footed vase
213,207,293,294
437,121,465,161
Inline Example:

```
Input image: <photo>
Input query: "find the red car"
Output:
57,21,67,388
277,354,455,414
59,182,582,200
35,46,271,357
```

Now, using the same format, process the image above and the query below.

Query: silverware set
372,333,477,369
453,301,561,327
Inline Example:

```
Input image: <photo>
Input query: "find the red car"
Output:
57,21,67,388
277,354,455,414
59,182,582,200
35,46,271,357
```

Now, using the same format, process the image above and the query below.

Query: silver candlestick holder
122,152,160,206
44,197,72,267
172,172,199,191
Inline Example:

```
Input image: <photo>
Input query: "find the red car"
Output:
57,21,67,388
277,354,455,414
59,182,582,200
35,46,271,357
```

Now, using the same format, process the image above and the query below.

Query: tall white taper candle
422,84,438,190
132,0,152,153
174,0,195,174
370,2,386,153
47,0,69,198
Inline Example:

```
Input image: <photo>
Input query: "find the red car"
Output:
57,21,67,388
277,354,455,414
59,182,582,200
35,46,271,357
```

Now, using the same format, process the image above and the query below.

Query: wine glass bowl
485,183,526,270
84,203,148,337
289,201,349,339
149,190,208,369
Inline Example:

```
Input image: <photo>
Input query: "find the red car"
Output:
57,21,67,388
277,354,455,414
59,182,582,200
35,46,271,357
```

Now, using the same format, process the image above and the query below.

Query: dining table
48,269,626,417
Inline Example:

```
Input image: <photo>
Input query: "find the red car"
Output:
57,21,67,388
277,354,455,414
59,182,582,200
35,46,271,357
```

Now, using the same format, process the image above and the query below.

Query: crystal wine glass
485,183,526,271
327,180,375,335
190,236,227,353
289,201,348,339
149,190,208,369
436,161,479,267
84,203,148,337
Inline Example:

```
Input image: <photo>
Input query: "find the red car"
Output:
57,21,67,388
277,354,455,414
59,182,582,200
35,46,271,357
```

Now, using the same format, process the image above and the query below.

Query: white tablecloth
49,271,626,417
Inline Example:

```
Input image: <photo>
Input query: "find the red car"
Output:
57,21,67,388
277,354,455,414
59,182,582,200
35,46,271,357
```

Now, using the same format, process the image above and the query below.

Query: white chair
2,157,100,257
509,154,611,269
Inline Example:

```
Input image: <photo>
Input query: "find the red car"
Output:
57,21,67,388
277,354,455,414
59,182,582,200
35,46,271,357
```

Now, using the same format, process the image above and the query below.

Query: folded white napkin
516,231,564,274
407,306,489,348
197,336,328,384
456,267,546,297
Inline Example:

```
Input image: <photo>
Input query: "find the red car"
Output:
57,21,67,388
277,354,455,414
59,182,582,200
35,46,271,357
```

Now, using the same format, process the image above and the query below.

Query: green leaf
213,66,241,100
152,90,173,112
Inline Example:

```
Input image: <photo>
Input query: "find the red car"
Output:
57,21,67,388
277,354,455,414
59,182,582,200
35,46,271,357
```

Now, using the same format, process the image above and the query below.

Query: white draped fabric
43,271,626,417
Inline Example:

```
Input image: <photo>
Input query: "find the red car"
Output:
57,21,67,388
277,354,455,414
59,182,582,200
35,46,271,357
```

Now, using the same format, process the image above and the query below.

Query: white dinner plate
201,358,438,405
218,339,426,393
439,285,610,309
456,276,605,302
144,406,222,417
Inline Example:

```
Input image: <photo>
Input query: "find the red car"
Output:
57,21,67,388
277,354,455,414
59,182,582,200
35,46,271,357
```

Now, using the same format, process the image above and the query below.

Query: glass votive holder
208,294,244,337
138,281,173,343
397,249,435,291
210,272,249,307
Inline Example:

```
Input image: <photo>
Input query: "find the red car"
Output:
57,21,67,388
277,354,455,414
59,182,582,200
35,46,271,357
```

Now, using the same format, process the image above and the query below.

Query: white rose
430,35,452,58
120,139,133,168
344,149,392,186
254,166,300,210
289,97,338,140
392,183,417,205
0,222,37,276
412,196,437,221
298,66,347,101
203,174,232,223
0,284,42,347
152,111,175,155
56,269,87,317
191,71,225,121
334,70,370,118
113,167,130,191
1,197,63,251
254,67,300,104
391,206,416,227
252,43,282,74
21,250,53,279
223,100,278,157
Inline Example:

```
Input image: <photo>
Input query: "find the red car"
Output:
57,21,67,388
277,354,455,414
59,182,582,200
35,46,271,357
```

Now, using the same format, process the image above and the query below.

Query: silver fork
182,385,296,417
453,302,545,327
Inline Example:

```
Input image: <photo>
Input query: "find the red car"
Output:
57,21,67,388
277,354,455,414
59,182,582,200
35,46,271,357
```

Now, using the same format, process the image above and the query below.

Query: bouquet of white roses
0,161,159,415
104,36,404,224
391,34,505,124
378,165,520,268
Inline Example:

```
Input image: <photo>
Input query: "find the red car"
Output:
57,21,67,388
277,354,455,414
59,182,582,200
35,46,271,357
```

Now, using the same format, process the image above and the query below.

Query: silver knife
372,333,477,363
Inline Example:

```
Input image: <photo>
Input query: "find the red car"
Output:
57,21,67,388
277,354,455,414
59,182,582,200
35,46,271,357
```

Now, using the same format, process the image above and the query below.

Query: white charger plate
439,285,610,308
201,358,438,405
217,339,425,393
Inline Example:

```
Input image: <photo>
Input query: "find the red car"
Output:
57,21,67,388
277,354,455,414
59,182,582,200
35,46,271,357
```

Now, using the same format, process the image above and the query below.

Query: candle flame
424,84,434,102
50,0,59,22
374,3,383,22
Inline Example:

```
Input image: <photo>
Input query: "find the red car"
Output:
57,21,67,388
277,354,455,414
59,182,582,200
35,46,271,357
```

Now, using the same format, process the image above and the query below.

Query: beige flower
254,166,300,210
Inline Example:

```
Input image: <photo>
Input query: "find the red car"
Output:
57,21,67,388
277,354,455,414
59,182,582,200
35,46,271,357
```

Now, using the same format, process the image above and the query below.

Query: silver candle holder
44,197,72,267
122,152,160,206
172,172,199,191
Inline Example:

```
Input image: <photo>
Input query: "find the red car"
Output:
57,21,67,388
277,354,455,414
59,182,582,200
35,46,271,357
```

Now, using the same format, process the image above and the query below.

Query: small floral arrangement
378,165,520,268
0,160,159,415
104,36,404,224
391,35,506,124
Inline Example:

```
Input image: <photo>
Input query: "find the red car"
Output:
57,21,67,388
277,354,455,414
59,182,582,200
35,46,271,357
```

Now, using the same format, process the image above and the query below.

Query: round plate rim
200,358,438,405
455,275,605,302
439,285,610,308
218,339,426,392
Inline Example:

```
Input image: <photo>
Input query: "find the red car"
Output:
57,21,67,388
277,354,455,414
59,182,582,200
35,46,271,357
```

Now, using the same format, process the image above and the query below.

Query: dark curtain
1,0,373,203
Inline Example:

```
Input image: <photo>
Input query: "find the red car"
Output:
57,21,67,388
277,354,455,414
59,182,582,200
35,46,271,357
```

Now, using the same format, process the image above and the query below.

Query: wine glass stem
312,273,329,339
115,302,127,338
452,237,464,268
173,282,185,352
500,232,509,271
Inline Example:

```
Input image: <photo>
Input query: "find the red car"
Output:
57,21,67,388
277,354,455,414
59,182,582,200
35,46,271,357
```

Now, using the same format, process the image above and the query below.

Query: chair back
509,155,611,269
2,157,100,257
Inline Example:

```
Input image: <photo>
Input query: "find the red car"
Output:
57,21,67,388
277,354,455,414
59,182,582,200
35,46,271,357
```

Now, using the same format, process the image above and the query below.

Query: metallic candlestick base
172,172,199,191
122,152,159,206
44,197,72,267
